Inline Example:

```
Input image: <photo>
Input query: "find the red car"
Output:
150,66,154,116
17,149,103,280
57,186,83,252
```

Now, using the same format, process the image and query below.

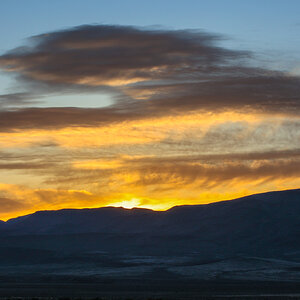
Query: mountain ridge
1,188,299,245
3,187,300,224
0,187,300,283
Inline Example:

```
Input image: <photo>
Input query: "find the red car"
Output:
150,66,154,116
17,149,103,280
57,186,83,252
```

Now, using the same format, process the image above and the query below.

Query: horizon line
2,187,300,223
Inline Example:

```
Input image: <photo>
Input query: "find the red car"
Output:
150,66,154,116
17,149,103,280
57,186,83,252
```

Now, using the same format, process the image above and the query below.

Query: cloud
0,92,41,108
0,183,111,220
0,197,28,213
0,24,300,218
126,158,300,187
0,162,53,170
42,150,300,190
1,146,300,219
0,24,299,133
136,74,300,115
0,25,243,87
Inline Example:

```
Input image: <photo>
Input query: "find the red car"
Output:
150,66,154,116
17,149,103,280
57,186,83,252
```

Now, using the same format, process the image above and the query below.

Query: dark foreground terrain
1,253,300,298
0,189,300,298
1,276,300,299
1,281,300,299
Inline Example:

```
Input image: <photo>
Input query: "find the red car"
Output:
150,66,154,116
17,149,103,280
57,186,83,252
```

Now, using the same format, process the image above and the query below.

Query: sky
0,0,300,220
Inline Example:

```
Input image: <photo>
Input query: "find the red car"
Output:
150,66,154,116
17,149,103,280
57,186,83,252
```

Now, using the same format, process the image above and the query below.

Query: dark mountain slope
0,189,300,259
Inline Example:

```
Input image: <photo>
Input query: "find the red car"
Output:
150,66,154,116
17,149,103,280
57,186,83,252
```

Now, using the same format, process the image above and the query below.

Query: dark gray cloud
0,106,140,131
0,92,41,108
137,74,300,114
0,25,244,86
0,24,299,132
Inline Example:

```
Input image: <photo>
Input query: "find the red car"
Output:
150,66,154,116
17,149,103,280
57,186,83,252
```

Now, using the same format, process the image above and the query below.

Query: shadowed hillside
1,189,300,297
1,189,300,258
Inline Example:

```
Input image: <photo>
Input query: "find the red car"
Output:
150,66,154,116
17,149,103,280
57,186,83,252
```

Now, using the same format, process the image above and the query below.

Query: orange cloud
0,111,282,150
0,108,299,221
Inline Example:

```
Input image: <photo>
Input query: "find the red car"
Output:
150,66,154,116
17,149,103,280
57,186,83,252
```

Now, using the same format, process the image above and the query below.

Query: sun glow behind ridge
109,198,142,209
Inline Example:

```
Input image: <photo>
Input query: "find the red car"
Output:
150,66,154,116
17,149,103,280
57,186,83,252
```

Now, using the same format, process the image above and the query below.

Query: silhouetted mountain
1,189,300,260
1,189,300,286
3,206,159,235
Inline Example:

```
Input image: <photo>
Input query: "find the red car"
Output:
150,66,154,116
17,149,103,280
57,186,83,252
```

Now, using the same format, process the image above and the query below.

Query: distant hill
1,189,300,259
1,188,300,285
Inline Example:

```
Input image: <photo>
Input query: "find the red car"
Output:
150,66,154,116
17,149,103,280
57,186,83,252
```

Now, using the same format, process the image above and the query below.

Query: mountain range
1,189,300,256
1,188,300,292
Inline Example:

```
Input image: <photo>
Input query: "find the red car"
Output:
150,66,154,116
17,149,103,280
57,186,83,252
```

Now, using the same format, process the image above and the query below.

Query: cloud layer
0,25,300,129
0,25,299,220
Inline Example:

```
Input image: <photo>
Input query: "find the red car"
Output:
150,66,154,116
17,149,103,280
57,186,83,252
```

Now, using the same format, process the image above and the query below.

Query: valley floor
1,256,300,299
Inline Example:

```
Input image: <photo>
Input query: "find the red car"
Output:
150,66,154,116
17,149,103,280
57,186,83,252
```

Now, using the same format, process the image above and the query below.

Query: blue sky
1,0,300,53
1,0,300,106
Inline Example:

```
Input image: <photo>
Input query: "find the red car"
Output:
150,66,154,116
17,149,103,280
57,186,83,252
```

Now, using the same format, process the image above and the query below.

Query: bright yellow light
109,198,141,209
